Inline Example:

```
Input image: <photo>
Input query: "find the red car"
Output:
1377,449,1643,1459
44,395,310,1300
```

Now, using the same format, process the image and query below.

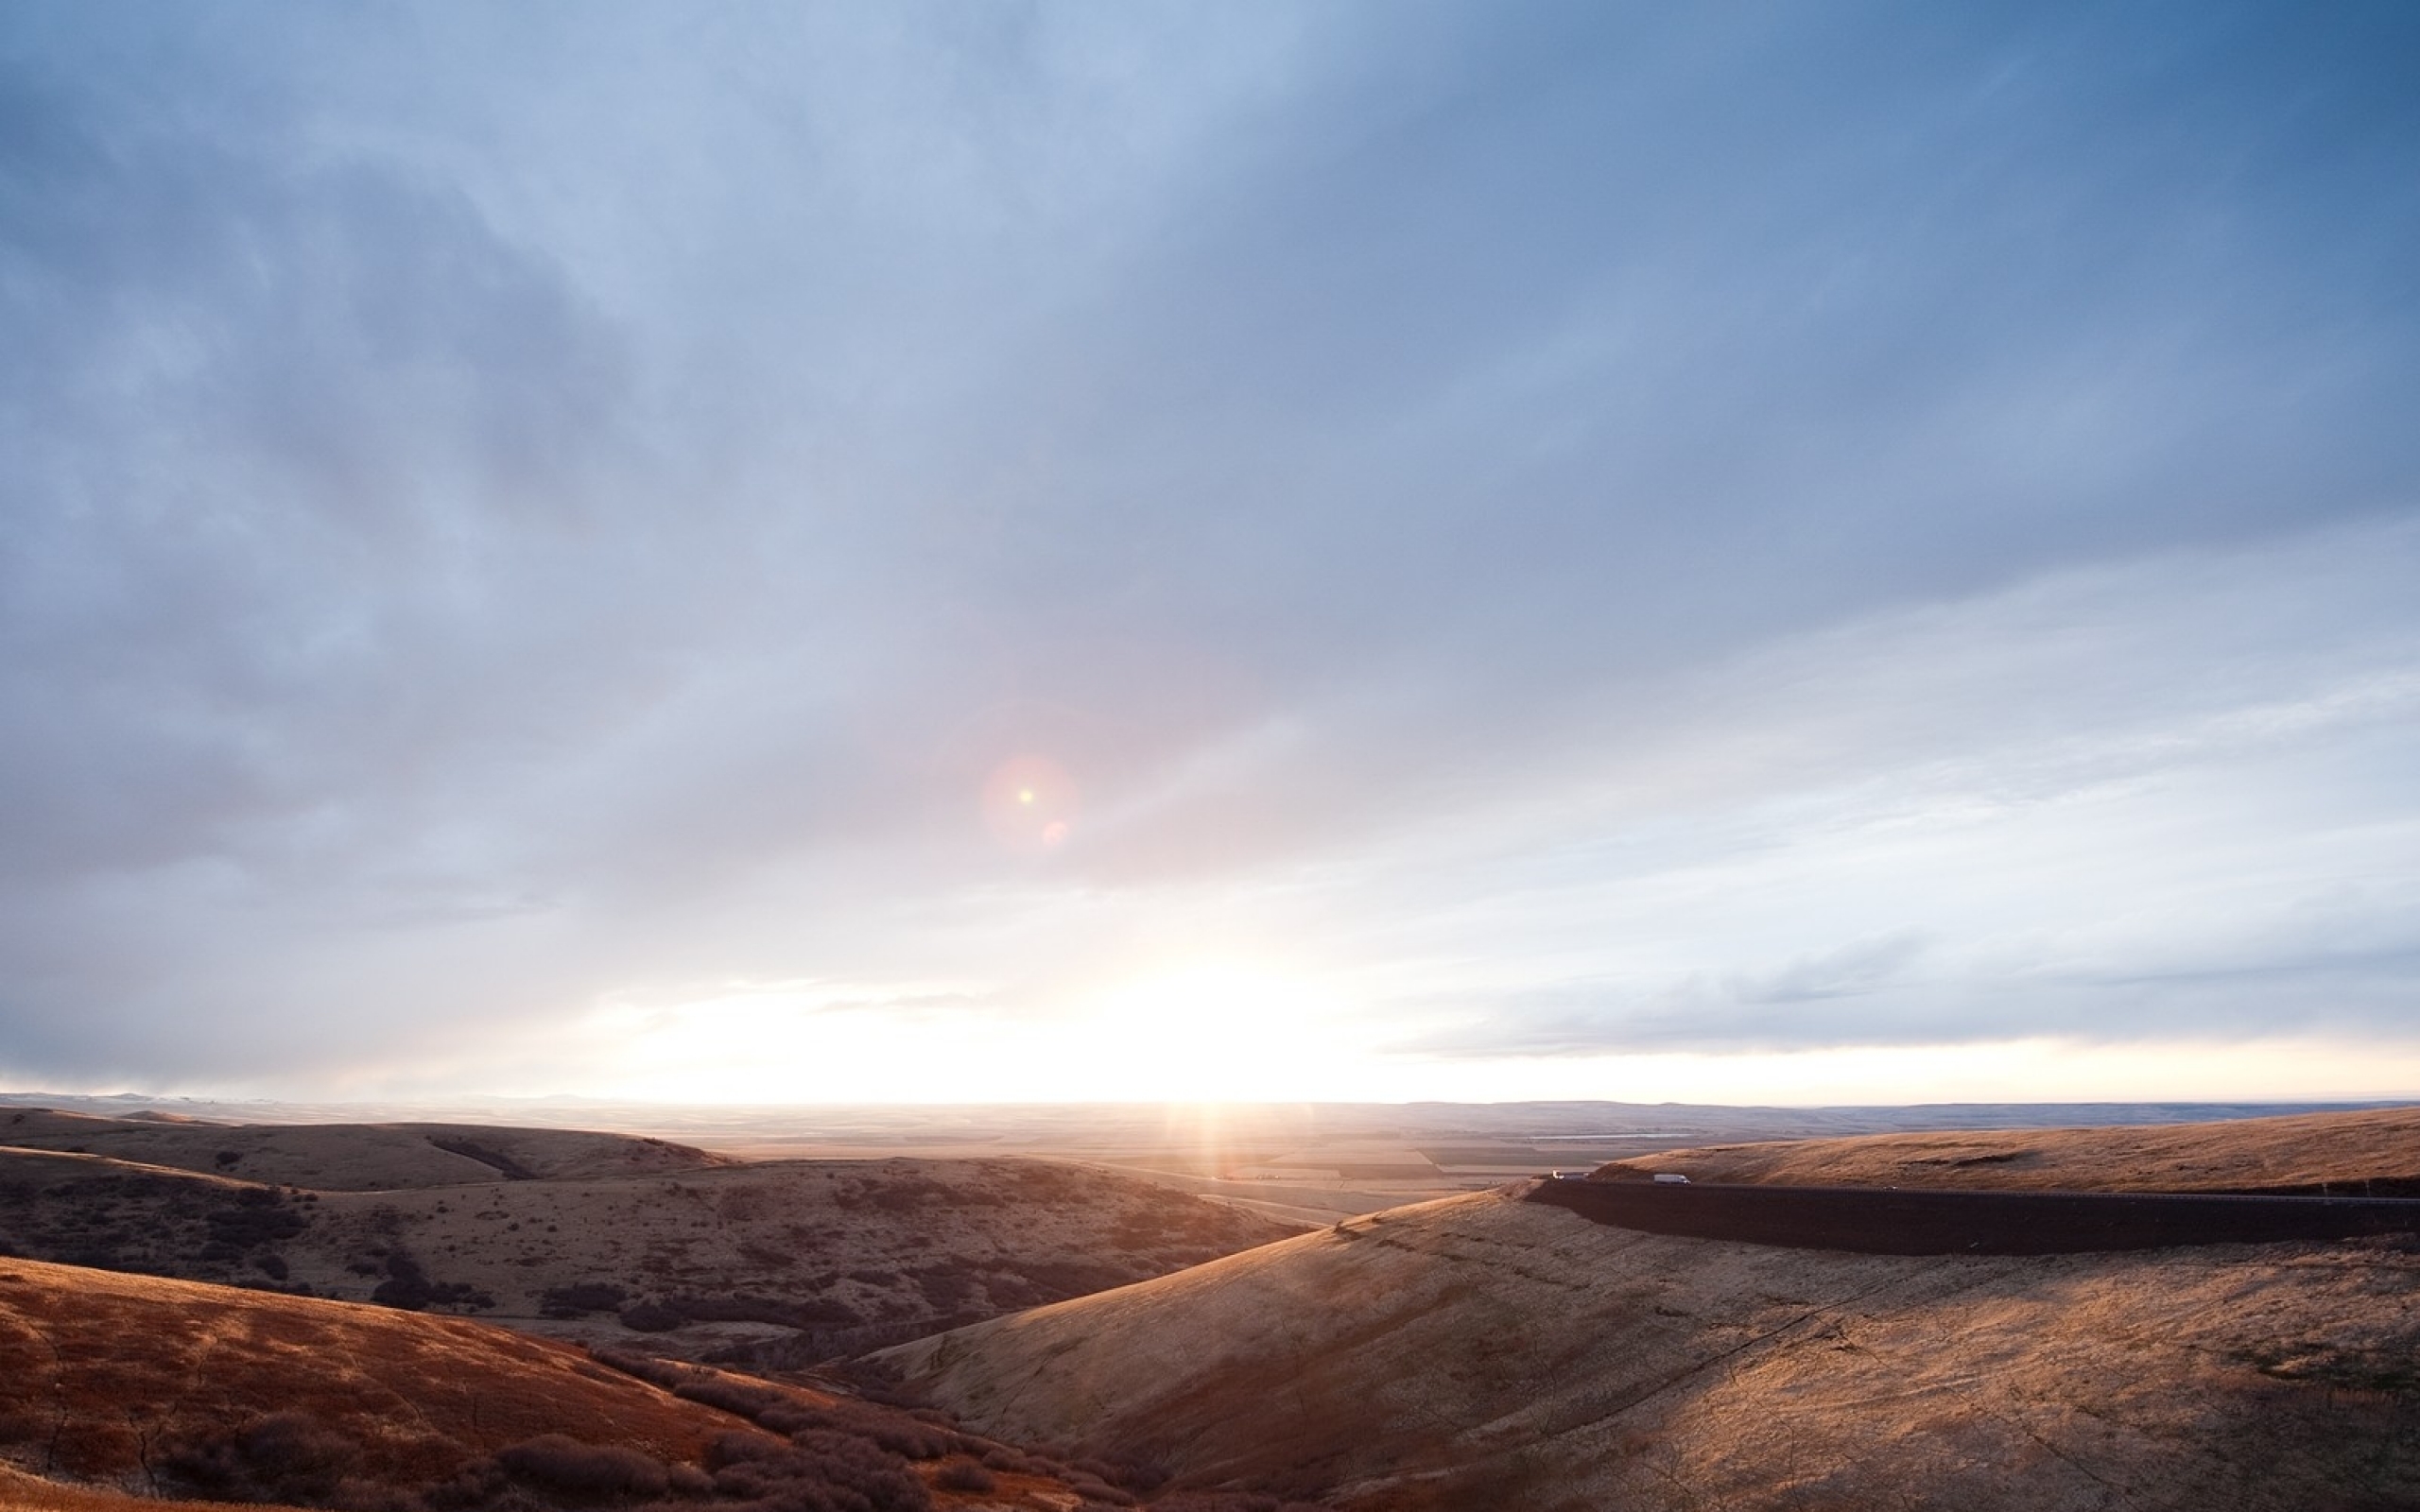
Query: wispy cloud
2,2,2415,1097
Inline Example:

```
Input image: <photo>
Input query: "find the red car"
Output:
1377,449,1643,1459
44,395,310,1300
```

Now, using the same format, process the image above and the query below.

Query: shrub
666,1292,859,1330
206,1194,308,1248
371,1250,493,1312
495,1434,670,1503
161,1410,363,1503
708,1428,932,1512
586,1346,690,1390
540,1281,630,1315
616,1298,684,1332
765,1402,953,1461
933,1457,996,1492
705,1431,791,1470
1074,1455,1165,1491
673,1376,791,1419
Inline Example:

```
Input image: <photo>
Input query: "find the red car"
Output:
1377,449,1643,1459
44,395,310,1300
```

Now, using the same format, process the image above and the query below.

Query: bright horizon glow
195,971,2417,1108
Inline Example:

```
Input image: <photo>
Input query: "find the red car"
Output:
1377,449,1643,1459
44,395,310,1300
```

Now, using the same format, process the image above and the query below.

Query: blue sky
3,2,2416,1103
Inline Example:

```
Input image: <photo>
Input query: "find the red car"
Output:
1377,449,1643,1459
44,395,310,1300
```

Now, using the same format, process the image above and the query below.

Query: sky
3,1,2417,1107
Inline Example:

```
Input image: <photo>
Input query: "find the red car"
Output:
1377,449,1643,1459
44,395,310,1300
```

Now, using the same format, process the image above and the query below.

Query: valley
2,1101,2415,1511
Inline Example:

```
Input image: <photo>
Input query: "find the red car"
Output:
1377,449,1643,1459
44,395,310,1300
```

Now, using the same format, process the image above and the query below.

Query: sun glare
982,755,1078,852
1063,964,1355,1102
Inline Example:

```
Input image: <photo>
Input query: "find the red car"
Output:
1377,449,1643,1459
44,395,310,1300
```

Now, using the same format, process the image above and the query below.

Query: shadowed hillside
0,1125,1305,1369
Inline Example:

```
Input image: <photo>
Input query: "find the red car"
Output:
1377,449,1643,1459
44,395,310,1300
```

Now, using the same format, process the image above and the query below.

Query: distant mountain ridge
7,1089,2411,1147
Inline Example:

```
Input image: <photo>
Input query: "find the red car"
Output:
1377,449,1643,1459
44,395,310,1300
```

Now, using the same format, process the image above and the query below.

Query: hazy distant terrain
881,1108,2420,1510
10,1092,2401,1221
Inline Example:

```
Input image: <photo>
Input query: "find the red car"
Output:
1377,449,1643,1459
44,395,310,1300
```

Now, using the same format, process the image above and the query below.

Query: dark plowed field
1528,1177,2420,1254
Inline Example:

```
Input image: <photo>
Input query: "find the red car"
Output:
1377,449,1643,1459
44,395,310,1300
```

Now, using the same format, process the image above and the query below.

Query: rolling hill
875,1109,2420,1510
1590,1105,2420,1194
0,1255,1312,1512
0,1108,738,1189
0,1113,1305,1370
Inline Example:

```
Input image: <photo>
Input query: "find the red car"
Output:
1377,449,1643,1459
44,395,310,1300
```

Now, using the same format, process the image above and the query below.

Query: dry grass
1593,1105,2420,1192
0,1141,1302,1369
882,1112,2420,1510
0,1108,735,1190
0,1260,1108,1510
0,1258,738,1487
0,1461,312,1510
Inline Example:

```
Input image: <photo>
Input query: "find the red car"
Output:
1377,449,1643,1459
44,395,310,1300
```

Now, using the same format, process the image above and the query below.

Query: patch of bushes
586,1347,690,1390
371,1250,494,1312
495,1435,669,1503
754,1402,959,1462
1076,1455,1167,1493
932,1457,995,1492
831,1173,1000,1213
587,1350,952,1510
206,1190,309,1248
674,1376,794,1420
540,1281,630,1318
668,1292,862,1330
616,1298,684,1332
161,1411,364,1504
704,1428,931,1512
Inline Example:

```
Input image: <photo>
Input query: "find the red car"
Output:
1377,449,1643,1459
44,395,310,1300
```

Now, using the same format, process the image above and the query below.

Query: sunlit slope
0,1257,731,1487
0,1257,1123,1512
1592,1105,2420,1193
0,1462,314,1512
0,1108,735,1189
878,1184,2420,1510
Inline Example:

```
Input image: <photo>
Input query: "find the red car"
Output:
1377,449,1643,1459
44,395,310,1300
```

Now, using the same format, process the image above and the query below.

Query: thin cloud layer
1,2,2415,1098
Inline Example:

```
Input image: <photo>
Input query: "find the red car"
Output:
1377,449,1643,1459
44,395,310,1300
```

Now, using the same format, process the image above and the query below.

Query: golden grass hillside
1590,1105,2420,1192
0,1462,312,1512
0,1258,1155,1512
878,1123,2420,1510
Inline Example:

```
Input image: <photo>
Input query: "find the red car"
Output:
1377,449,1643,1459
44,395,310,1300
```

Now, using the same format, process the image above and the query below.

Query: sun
982,755,1078,851
1064,963,1351,1101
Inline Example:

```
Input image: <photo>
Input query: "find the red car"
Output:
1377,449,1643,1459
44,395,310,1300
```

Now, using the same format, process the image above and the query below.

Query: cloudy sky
4,2,2416,1106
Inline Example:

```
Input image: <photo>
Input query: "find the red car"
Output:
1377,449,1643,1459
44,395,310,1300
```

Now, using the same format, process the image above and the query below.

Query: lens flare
982,755,1079,852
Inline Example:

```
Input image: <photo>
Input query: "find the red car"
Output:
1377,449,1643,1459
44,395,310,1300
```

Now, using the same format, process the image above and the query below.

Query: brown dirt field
1593,1105,2420,1193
